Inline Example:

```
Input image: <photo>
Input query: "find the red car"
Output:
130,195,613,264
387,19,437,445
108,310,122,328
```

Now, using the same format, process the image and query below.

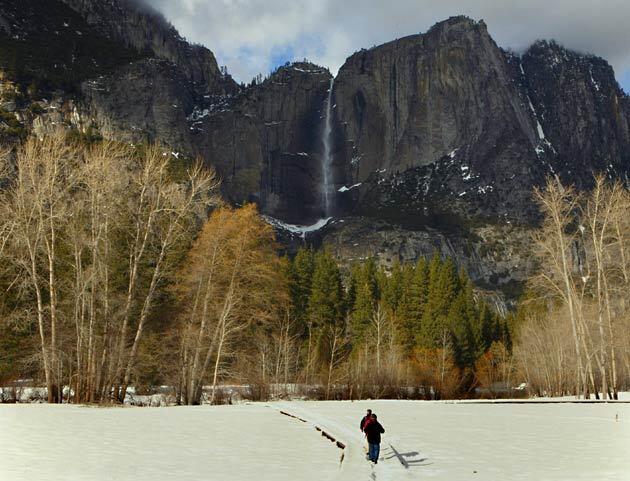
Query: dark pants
368,442,380,462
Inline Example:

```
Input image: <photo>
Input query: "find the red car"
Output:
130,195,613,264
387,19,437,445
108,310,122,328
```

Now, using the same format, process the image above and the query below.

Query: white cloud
145,0,630,90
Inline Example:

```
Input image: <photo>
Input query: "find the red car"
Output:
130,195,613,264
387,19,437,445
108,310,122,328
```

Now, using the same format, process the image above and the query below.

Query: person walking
363,413,385,464
359,409,372,432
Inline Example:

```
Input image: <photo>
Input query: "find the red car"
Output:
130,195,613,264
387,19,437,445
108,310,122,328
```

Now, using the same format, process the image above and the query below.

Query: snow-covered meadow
1,399,628,481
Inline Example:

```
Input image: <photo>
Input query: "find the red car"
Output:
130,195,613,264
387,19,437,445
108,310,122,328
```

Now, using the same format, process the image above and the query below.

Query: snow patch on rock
263,216,332,239
338,183,362,193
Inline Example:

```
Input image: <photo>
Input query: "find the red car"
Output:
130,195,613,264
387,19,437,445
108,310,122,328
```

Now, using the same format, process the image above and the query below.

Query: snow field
1,400,628,481
0,403,340,481
279,399,630,481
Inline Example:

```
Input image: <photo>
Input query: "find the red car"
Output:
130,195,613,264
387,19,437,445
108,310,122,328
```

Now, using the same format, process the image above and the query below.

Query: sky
144,0,630,93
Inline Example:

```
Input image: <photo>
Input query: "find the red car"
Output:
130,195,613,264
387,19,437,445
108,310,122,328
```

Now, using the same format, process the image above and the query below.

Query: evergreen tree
479,302,498,352
379,260,404,314
350,258,379,343
464,273,484,358
499,318,513,352
448,276,480,368
419,254,459,347
344,263,360,318
307,251,344,330
398,258,428,354
306,251,345,379
289,247,315,336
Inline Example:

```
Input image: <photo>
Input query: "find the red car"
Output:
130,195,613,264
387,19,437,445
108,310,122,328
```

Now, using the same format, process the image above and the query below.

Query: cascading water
321,78,334,217
261,78,335,240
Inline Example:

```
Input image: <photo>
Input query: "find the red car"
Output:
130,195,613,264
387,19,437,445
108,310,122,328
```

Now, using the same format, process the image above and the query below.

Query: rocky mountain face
83,58,197,147
521,40,630,187
1,2,629,302
0,0,143,88
60,0,235,96
332,18,630,227
333,19,544,225
190,62,333,223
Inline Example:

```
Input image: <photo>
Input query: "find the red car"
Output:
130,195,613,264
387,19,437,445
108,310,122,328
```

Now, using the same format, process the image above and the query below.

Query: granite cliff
1,1,629,303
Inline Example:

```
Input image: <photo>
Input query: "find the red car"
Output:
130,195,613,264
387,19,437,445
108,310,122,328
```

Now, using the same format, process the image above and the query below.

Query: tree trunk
210,326,226,405
326,333,337,401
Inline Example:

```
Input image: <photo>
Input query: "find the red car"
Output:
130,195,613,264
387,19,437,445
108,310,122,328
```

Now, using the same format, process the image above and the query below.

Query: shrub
29,103,45,115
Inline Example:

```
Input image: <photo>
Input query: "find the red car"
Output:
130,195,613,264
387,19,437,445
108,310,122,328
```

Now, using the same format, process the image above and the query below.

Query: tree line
285,249,510,399
1,133,628,403
0,134,511,403
0,134,219,403
511,176,630,399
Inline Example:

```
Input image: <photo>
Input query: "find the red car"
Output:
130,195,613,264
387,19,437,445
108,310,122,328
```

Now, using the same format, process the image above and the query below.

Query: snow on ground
277,400,630,481
262,216,332,239
0,403,340,481
1,399,628,481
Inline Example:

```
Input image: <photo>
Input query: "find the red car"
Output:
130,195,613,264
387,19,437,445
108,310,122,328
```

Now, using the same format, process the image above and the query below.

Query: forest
0,134,628,403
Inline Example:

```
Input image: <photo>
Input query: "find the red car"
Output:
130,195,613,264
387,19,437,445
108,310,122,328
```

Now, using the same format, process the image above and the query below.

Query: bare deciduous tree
0,134,218,403
174,205,287,405
521,176,630,399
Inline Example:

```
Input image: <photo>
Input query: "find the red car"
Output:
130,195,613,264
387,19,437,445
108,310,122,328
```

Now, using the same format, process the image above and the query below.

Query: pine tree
345,263,360,318
379,260,404,314
307,251,344,330
448,277,479,369
398,258,428,354
499,318,513,352
419,254,459,347
479,302,498,352
305,251,345,382
289,247,315,336
350,258,379,343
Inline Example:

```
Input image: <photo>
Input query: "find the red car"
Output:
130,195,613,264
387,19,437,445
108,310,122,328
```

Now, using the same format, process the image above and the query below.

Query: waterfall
321,78,334,216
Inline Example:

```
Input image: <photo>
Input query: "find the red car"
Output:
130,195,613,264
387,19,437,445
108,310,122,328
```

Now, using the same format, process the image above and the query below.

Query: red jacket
360,415,371,431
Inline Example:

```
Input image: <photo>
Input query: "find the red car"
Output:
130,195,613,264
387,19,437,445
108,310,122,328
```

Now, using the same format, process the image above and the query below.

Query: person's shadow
384,445,432,468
